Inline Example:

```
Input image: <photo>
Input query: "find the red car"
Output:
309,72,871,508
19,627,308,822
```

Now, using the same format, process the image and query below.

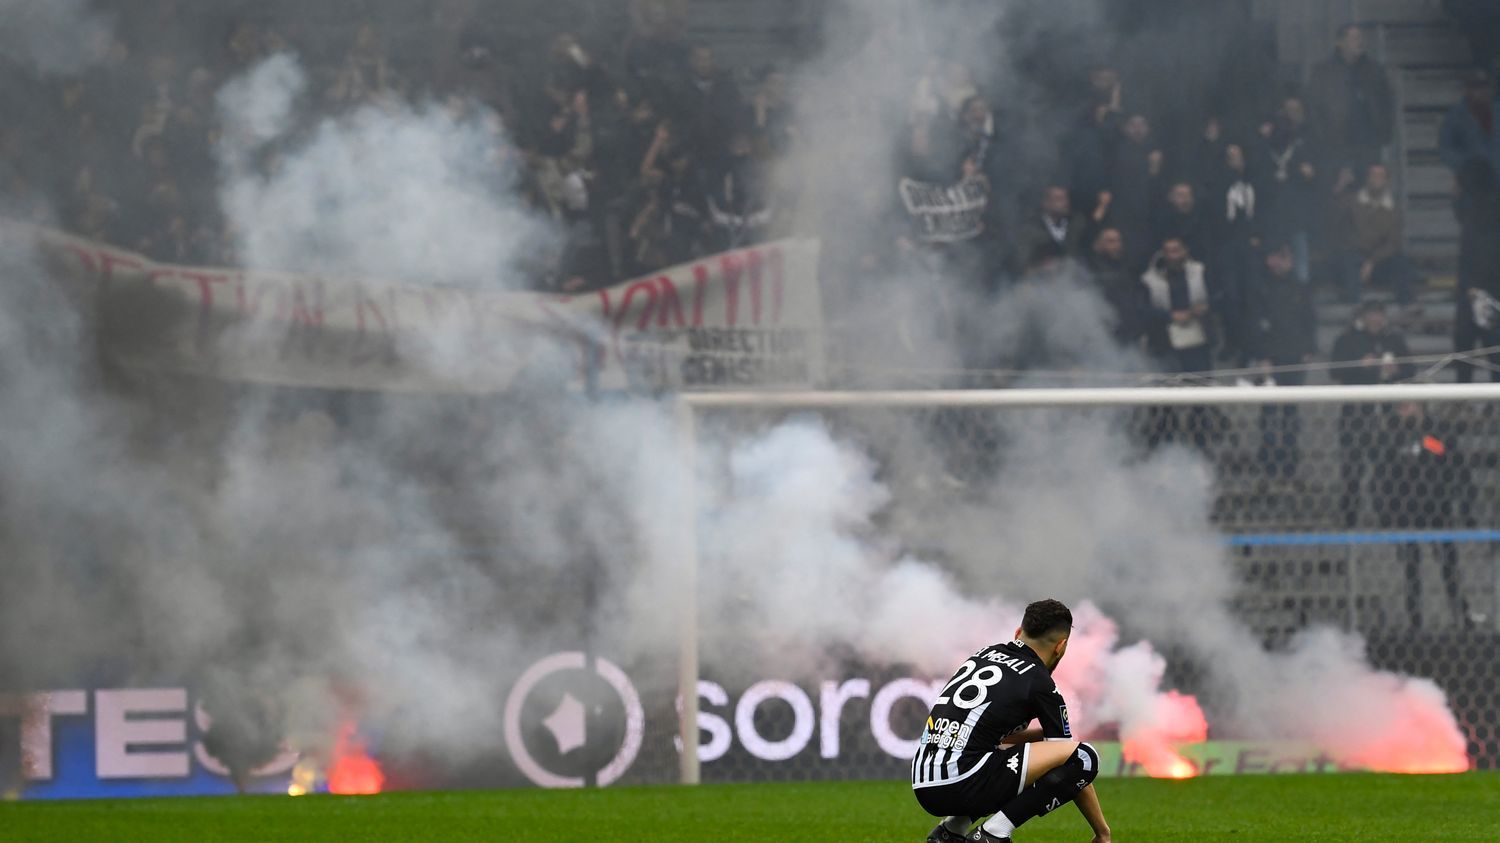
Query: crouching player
912,599,1110,842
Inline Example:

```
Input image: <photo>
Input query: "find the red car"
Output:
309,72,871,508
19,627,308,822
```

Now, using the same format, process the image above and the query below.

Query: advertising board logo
502,653,643,788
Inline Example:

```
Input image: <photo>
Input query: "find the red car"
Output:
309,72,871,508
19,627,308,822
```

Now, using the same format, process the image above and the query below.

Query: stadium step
1351,0,1455,25
684,0,819,74
1374,4,1473,273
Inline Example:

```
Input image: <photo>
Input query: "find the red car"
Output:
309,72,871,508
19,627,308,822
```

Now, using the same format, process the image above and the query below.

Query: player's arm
1032,683,1074,741
1075,783,1111,842
999,726,1044,745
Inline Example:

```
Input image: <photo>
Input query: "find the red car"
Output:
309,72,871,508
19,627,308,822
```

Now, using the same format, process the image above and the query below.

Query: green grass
3,774,1498,842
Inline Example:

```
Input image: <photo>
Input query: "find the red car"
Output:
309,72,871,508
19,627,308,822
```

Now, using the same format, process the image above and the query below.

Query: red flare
1122,739,1200,779
1120,690,1208,779
326,720,385,795
1331,680,1470,774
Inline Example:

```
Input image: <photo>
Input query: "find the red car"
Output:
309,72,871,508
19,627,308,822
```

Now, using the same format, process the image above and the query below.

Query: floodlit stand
672,383,1500,784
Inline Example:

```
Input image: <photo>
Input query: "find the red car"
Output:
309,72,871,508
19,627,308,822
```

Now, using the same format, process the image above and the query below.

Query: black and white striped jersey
911,640,1073,790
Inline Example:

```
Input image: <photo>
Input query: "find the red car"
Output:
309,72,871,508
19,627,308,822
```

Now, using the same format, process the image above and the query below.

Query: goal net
668,384,1500,784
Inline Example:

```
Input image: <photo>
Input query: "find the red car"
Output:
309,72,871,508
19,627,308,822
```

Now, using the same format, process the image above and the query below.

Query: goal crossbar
682,383,1500,411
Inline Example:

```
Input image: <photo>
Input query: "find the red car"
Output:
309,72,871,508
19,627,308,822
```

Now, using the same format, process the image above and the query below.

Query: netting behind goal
678,386,1500,782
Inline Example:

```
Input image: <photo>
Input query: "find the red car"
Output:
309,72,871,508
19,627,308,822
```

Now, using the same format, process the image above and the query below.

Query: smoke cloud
217,54,552,289
749,0,1469,772
0,0,1472,788
0,0,111,76
697,417,1207,762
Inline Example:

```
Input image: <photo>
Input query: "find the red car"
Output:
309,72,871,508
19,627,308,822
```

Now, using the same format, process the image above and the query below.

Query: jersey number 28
935,660,1004,710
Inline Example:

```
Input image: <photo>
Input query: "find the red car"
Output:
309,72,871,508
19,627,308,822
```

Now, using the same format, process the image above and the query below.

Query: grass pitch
4,773,1497,842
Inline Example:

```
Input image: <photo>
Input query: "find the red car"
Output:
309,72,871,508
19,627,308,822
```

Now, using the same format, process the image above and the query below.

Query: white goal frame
670,383,1500,784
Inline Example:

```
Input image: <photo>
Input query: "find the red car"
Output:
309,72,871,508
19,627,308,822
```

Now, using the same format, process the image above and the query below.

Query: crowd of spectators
4,3,1500,382
873,22,1431,379
0,0,798,297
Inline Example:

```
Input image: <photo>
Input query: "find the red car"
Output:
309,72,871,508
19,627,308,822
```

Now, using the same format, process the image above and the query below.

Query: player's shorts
912,742,1031,818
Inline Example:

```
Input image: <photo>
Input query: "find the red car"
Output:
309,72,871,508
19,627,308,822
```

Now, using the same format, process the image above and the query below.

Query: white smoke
217,52,305,153
752,0,1470,770
0,0,111,76
0,1,1472,784
217,54,553,289
696,417,1200,750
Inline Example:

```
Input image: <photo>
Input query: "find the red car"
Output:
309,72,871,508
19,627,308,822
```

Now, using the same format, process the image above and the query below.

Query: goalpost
671,383,1500,784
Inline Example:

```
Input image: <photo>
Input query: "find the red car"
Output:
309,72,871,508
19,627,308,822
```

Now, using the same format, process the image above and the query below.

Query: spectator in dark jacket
1307,24,1395,174
1331,299,1416,386
1242,242,1318,479
1206,143,1262,358
1454,158,1500,381
1109,114,1164,271
1152,181,1210,265
1012,185,1089,273
703,130,773,251
1331,163,1421,305
1254,97,1320,284
1330,300,1414,526
1186,116,1230,198
1088,226,1157,349
749,68,795,156
1063,101,1120,222
1370,401,1480,628
1243,242,1318,376
677,45,742,159
1438,69,1500,177
1445,0,1500,76
1443,73,1500,365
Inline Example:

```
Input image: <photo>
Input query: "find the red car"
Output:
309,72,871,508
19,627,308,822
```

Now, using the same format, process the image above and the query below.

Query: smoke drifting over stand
0,0,111,76
216,53,552,289
770,0,1467,771
0,0,1473,788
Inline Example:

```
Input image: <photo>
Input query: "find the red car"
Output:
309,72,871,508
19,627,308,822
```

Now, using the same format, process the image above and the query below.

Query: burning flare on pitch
286,757,318,797
1054,604,1209,778
287,718,386,796
1273,628,1470,775
1119,690,1209,779
327,719,385,795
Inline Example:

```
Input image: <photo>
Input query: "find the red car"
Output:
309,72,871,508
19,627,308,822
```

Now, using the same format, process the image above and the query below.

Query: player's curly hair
1021,599,1073,641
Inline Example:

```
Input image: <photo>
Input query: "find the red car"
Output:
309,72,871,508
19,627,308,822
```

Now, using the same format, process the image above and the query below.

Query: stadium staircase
1304,1,1474,380
680,0,819,74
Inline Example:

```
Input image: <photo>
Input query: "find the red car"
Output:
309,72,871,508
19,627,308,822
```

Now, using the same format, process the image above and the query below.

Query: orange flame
1121,690,1209,779
1122,738,1200,779
326,720,385,795
287,756,318,796
1344,732,1470,774
1330,681,1470,775
1368,756,1469,775
1165,757,1197,779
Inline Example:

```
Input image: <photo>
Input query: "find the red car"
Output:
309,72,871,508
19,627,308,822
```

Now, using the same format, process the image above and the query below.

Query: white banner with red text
9,221,823,393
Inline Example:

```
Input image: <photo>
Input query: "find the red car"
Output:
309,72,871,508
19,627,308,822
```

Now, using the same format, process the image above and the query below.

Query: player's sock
941,816,973,834
979,811,1015,838
992,742,1100,831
